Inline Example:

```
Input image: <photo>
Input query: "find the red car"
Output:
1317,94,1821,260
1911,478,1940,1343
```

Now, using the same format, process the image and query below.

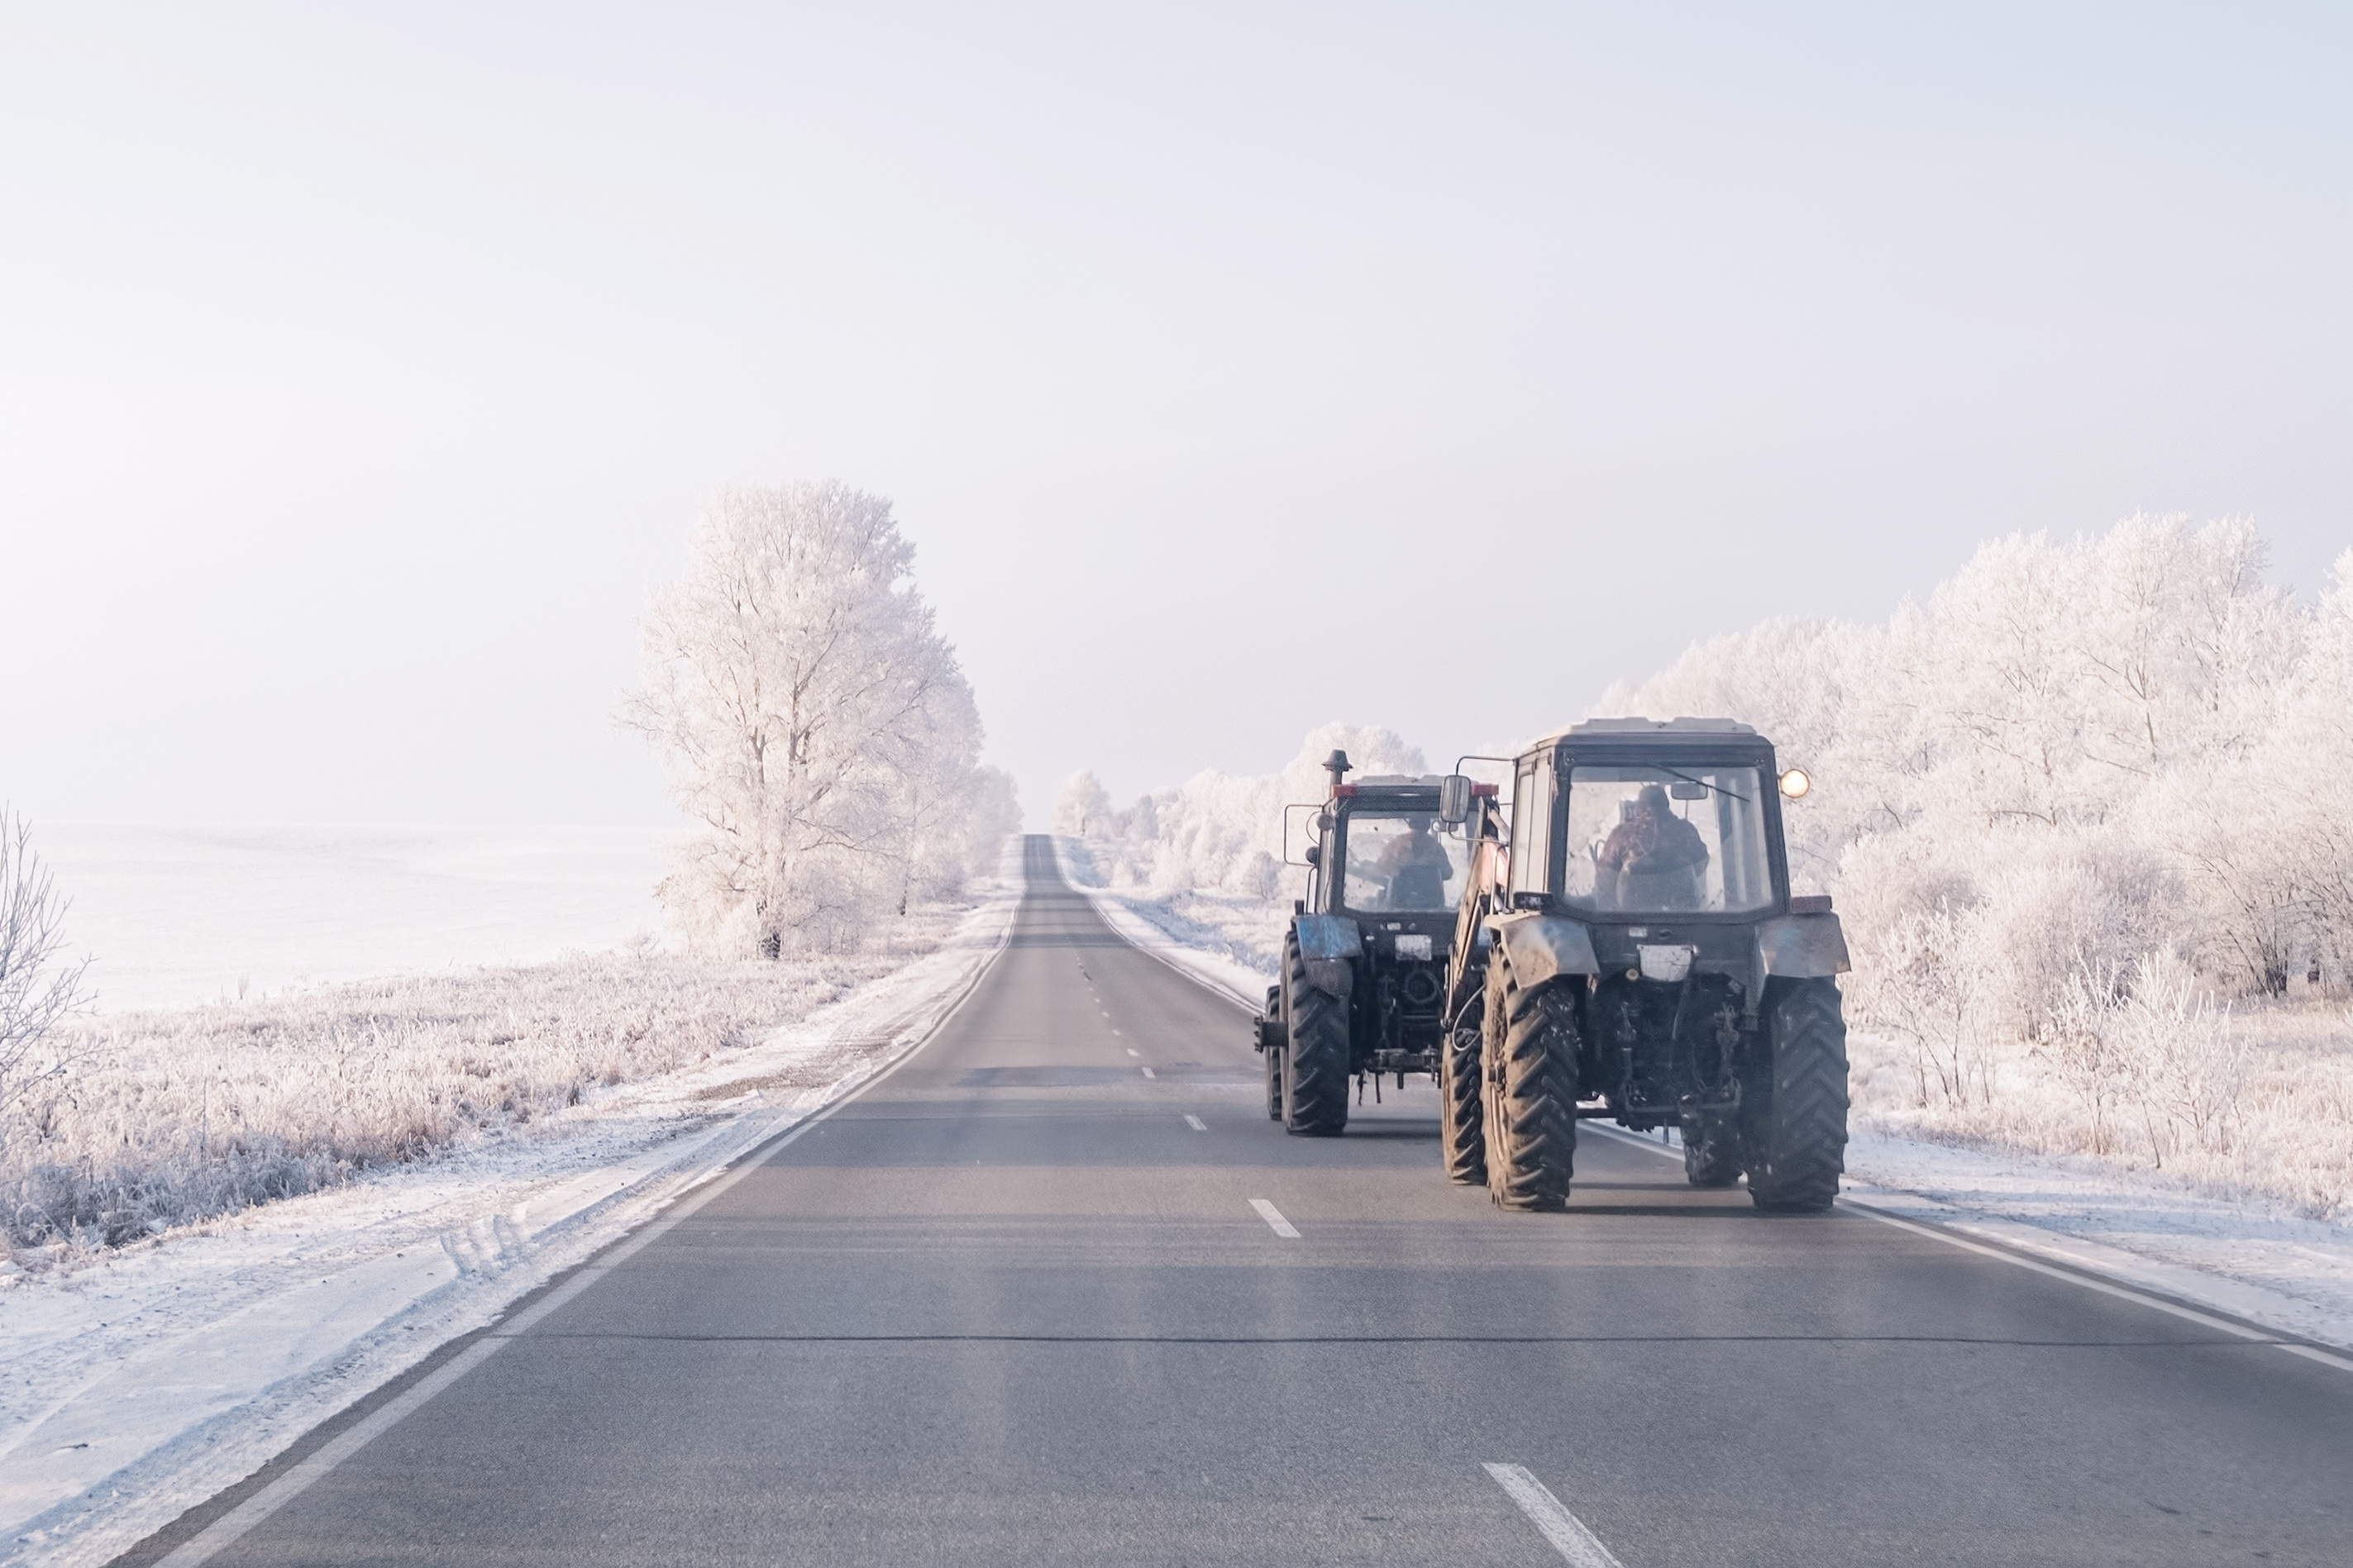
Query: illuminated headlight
1778,768,1811,799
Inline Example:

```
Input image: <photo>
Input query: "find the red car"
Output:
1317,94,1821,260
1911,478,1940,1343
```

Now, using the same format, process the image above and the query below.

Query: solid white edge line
1482,1464,1625,1568
1582,1122,2353,1375
1048,841,1261,1014
153,885,1021,1566
1248,1199,1301,1238
1184,1114,1206,1132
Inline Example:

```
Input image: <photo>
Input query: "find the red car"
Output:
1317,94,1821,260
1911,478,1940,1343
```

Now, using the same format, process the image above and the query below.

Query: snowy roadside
1049,839,1269,1011
0,876,1020,1568
1048,838,2353,1359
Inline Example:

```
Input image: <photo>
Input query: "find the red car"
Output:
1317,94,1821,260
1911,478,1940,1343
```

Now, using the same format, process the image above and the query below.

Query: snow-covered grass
1849,997,2353,1223
1,903,971,1270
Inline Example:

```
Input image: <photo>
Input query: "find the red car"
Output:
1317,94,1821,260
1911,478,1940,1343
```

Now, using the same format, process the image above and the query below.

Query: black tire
1681,1114,1742,1187
1741,976,1849,1212
1481,950,1576,1210
1439,1016,1487,1185
1261,984,1286,1121
1282,932,1350,1137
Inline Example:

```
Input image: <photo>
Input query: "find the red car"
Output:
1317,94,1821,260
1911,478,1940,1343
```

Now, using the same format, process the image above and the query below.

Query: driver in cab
1373,816,1453,910
1595,784,1709,911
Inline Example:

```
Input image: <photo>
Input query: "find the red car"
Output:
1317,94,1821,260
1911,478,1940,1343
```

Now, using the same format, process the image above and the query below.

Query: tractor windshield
1340,812,1470,913
1558,765,1773,915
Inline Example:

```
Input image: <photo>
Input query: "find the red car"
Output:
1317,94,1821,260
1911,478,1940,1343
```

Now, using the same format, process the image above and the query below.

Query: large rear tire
1282,932,1350,1137
1439,1017,1487,1184
1741,977,1849,1212
1481,951,1577,1210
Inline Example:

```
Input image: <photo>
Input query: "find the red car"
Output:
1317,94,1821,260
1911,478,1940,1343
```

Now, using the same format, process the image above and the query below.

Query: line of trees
1603,514,2351,1067
1056,723,1432,899
621,483,1018,956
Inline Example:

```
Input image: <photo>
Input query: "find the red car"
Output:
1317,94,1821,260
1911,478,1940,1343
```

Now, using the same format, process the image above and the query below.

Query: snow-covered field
0,862,1020,1568
1054,840,2353,1357
36,822,673,1012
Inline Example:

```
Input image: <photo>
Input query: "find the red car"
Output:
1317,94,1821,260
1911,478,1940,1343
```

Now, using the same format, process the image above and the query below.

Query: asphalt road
150,837,2351,1566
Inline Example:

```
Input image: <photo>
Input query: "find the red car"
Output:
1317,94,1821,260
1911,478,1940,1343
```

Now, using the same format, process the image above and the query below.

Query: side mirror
1438,774,1472,825
1304,845,1321,868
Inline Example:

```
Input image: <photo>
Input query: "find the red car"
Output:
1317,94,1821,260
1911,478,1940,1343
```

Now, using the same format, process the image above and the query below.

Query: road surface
130,837,2352,1566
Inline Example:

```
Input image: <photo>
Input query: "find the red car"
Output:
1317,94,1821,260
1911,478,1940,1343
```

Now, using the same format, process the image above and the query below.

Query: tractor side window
1558,765,1772,915
1340,813,1471,912
1507,760,1553,898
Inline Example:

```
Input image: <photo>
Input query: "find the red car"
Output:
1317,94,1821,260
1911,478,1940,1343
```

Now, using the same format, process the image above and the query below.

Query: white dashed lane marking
1248,1199,1299,1238
1482,1464,1624,1567
1183,1114,1206,1132
1140,1066,1155,1079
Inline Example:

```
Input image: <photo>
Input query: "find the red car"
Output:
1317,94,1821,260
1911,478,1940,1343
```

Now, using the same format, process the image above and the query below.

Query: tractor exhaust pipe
1324,749,1353,798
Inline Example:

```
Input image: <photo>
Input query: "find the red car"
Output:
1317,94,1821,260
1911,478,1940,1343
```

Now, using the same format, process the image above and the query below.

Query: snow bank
1052,838,1269,1009
3,899,981,1261
0,868,1019,1568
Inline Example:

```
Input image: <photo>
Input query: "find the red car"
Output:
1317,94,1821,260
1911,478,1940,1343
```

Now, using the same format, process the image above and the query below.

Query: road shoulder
0,882,1020,1568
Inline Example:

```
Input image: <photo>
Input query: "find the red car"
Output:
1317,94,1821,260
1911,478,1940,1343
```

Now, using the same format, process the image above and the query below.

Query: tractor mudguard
1295,914,1363,998
1489,912,1601,989
1755,912,1851,978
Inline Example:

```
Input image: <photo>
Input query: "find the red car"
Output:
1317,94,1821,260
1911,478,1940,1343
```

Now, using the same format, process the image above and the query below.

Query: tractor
1252,751,1492,1135
1436,719,1849,1211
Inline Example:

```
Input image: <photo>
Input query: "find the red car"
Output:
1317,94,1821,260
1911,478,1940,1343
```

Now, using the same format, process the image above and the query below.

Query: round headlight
1779,768,1811,799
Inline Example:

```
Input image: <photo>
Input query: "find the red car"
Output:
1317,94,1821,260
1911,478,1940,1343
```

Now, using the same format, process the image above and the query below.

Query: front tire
1741,977,1849,1212
1681,1114,1742,1187
1439,1017,1487,1184
1481,951,1577,1210
1265,1041,1285,1121
1282,932,1350,1137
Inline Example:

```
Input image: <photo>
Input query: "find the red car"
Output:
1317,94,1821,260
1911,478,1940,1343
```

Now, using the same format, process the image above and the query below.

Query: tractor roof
1531,717,1757,746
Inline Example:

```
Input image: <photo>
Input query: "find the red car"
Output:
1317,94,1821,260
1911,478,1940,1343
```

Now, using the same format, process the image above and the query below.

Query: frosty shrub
0,902,970,1262
1847,902,1989,1109
1610,513,2353,1217
0,809,93,1119
622,483,1017,957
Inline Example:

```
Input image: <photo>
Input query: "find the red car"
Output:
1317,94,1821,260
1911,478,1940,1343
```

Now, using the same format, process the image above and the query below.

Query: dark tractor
1252,751,1493,1136
1437,719,1849,1212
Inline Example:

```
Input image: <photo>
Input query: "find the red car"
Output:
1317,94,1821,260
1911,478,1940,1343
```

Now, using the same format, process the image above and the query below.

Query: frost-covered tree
1054,771,1114,837
620,483,1011,955
1604,513,2319,1021
1071,723,1427,897
0,808,93,1125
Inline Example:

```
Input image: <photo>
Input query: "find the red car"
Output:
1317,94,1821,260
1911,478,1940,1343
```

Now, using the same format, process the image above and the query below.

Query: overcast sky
4,2,2348,828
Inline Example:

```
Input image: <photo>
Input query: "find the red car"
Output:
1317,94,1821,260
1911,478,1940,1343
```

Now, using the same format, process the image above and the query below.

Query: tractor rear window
1339,813,1470,913
1558,765,1773,915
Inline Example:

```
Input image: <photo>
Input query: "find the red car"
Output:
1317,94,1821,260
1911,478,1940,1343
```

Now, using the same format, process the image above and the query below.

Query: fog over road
136,839,2351,1566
